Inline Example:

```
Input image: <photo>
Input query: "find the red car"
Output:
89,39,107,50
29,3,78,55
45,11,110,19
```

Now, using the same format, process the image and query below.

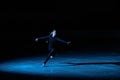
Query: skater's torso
48,36,56,51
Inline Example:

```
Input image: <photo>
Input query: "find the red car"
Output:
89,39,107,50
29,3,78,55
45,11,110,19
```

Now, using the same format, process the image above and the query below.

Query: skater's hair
52,29,56,32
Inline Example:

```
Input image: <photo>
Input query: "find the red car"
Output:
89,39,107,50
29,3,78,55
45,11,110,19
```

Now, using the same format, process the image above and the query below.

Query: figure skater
35,29,71,66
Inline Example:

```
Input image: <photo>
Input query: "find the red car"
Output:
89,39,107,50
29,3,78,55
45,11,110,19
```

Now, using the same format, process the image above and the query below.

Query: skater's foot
50,56,53,59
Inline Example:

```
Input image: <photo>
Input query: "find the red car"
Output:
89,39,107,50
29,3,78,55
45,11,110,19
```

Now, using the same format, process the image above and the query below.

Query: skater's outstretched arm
35,36,49,42
56,37,71,45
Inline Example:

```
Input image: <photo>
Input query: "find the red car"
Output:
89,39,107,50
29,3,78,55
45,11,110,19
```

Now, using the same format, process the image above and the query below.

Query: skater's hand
45,40,48,43
67,41,71,45
35,38,38,42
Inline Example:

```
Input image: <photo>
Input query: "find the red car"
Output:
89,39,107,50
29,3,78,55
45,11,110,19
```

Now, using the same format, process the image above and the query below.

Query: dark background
0,0,119,61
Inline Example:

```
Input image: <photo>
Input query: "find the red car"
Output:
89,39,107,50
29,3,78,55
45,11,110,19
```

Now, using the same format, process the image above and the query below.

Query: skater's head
50,29,56,37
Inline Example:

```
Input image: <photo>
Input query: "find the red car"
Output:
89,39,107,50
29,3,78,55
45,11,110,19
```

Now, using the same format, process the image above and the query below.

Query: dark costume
36,35,69,65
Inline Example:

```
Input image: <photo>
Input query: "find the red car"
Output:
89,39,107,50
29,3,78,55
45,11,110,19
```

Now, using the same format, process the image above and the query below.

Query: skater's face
51,30,56,37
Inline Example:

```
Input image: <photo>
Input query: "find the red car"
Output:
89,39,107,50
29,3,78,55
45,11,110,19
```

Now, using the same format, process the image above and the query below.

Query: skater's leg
43,48,54,65
51,49,56,57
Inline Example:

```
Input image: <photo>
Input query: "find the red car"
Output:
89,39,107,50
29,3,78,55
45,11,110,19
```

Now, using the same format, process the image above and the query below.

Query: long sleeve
56,37,68,44
37,36,49,40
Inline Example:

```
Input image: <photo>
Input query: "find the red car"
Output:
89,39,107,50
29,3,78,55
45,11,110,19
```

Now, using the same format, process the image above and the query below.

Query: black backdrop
0,0,119,61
